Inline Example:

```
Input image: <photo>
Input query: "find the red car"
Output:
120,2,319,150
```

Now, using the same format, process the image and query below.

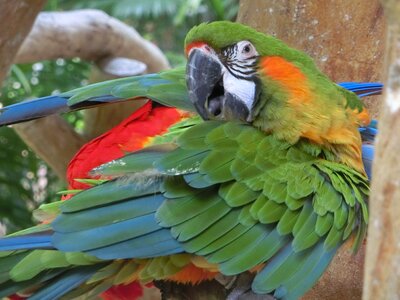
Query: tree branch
11,9,170,179
0,0,46,84
16,9,170,72
13,116,87,180
363,1,400,298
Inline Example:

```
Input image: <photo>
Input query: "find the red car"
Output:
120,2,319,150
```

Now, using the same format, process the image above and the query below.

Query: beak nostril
208,98,222,117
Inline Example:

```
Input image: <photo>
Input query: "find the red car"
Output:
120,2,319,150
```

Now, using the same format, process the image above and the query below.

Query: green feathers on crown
184,21,319,73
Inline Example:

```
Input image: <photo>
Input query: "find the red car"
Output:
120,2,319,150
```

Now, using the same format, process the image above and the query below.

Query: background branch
13,116,87,180
16,9,169,72
11,9,169,179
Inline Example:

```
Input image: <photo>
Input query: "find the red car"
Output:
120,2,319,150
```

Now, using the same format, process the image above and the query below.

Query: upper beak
186,47,250,121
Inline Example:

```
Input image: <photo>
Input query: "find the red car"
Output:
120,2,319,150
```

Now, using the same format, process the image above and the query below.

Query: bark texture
16,9,169,72
237,1,385,299
13,116,87,179
363,1,400,299
10,9,169,179
0,0,46,84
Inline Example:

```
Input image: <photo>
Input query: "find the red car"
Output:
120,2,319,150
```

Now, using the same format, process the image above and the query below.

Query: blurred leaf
11,65,31,94
209,0,225,20
0,59,91,233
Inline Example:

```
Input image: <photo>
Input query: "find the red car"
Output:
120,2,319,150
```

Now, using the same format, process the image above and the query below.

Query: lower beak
186,48,250,121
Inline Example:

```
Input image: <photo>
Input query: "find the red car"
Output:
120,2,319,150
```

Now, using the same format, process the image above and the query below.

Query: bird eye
236,41,257,58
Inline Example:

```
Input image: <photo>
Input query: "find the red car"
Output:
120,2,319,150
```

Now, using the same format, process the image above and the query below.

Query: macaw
0,21,382,300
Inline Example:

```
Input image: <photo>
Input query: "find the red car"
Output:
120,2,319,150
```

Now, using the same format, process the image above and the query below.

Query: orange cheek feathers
260,56,312,104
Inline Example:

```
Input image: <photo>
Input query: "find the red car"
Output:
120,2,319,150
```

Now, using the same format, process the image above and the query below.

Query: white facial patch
222,69,256,111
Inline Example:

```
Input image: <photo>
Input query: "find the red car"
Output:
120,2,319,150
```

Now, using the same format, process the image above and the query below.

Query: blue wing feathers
359,119,378,179
51,189,184,258
0,234,53,251
29,265,104,300
338,82,383,97
88,230,183,259
362,144,374,179
0,269,64,298
0,95,69,126
52,194,164,233
252,241,337,299
52,213,161,252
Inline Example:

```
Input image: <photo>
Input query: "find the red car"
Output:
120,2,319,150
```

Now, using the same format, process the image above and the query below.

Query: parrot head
185,21,319,124
185,21,368,173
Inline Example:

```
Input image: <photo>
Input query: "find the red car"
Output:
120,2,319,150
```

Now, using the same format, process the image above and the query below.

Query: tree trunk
363,1,400,299
0,0,46,84
237,1,385,299
237,0,385,118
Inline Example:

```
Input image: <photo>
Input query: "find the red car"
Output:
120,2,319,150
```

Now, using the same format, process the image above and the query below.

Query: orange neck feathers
258,56,367,174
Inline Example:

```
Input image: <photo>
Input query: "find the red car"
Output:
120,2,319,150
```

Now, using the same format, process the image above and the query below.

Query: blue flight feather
252,241,338,299
0,95,68,126
362,144,374,180
28,265,104,300
252,243,292,294
0,269,64,298
277,244,338,299
0,234,53,251
359,118,378,179
338,82,383,97
52,213,162,252
88,229,183,259
359,126,378,143
53,194,164,233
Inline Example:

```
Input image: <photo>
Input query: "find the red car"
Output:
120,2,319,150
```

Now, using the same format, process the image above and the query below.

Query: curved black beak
186,48,250,121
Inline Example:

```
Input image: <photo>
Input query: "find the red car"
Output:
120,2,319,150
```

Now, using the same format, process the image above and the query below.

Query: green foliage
49,0,239,54
0,59,91,232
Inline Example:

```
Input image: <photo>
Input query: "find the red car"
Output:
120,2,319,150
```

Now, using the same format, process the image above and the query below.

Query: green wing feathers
0,121,368,299
64,67,195,112
155,121,369,298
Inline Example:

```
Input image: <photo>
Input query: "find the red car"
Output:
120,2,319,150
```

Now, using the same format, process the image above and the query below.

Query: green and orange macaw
0,21,382,300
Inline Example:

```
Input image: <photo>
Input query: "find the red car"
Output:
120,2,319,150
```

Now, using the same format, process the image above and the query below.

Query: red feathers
101,281,144,300
62,101,187,298
65,101,183,190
